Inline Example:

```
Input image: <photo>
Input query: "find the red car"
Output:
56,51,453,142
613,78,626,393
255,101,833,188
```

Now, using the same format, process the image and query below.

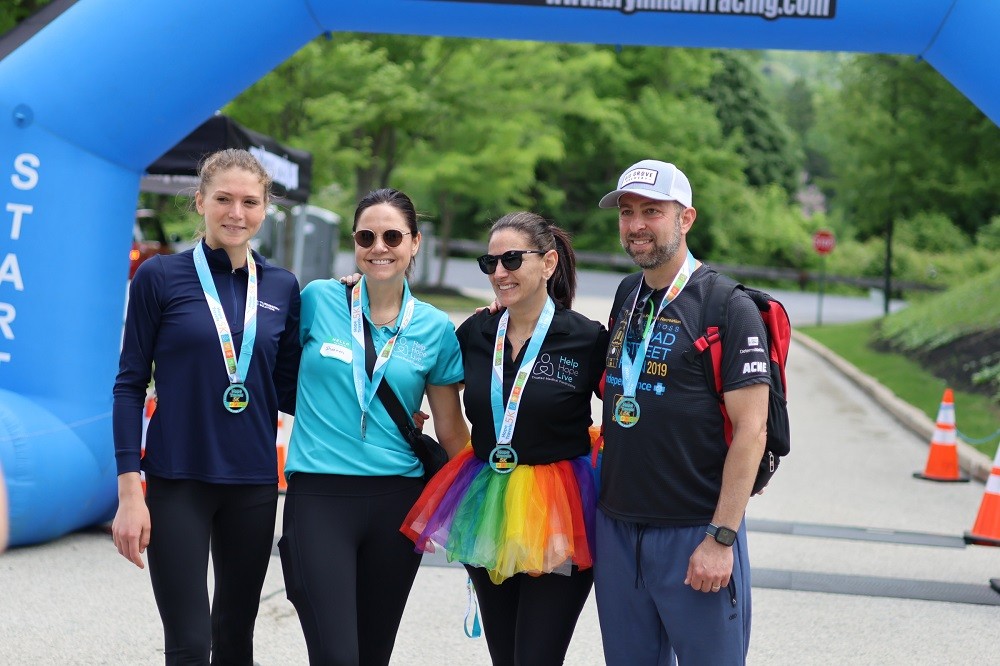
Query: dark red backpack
608,270,791,494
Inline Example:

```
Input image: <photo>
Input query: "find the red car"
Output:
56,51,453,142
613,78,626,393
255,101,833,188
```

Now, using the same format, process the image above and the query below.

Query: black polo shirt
456,306,609,465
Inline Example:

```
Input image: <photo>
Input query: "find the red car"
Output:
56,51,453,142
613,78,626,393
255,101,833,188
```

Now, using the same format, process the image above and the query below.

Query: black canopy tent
141,114,312,204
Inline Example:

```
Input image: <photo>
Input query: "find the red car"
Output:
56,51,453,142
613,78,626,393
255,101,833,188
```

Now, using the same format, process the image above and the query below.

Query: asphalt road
5,257,994,666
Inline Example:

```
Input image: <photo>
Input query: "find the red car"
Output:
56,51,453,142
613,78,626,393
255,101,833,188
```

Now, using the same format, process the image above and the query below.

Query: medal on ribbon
194,243,257,415
223,383,250,413
488,444,518,474
615,252,697,430
488,298,556,474
613,395,641,428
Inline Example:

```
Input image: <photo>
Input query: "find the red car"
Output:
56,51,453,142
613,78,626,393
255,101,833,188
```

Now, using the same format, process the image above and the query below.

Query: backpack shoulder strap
682,270,740,398
595,271,643,466
609,272,644,330
682,270,741,445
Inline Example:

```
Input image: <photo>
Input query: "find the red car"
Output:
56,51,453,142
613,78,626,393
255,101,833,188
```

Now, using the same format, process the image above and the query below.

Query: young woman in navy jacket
112,149,301,665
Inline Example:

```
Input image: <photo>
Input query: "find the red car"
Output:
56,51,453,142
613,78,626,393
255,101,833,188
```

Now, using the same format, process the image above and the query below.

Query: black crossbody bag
348,285,448,481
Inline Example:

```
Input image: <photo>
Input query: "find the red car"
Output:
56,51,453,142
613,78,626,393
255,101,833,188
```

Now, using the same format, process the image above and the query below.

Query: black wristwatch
706,523,737,547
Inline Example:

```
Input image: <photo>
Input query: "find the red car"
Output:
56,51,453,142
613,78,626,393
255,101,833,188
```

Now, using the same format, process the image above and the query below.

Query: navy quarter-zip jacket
113,241,301,483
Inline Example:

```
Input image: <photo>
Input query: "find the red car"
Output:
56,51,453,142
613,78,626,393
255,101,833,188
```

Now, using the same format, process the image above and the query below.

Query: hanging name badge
489,444,518,474
488,298,556,474
613,395,641,428
194,243,258,415
616,252,697,429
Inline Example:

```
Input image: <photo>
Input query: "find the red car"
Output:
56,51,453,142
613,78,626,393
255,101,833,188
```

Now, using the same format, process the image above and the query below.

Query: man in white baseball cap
594,159,770,666
598,159,693,209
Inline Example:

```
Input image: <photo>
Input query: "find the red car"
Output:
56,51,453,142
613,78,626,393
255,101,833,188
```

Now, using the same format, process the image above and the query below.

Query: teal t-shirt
286,279,463,477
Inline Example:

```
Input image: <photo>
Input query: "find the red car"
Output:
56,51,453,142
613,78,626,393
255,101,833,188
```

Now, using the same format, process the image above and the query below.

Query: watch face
709,524,737,546
716,526,737,546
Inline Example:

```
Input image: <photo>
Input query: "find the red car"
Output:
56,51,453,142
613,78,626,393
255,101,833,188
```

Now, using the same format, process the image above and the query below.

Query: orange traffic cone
140,392,156,495
276,412,293,492
963,446,1000,547
913,389,969,482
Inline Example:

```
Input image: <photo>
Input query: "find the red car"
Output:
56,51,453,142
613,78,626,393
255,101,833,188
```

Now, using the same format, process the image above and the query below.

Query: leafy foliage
0,0,51,34
707,184,814,268
220,42,1000,289
10,6,997,290
976,216,1000,251
702,52,802,197
894,212,971,253
819,55,1000,240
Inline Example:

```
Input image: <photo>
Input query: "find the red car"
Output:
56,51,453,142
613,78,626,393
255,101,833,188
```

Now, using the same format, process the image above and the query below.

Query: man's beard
623,213,682,269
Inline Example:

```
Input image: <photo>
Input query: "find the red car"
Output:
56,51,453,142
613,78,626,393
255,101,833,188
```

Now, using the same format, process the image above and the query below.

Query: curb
793,330,993,483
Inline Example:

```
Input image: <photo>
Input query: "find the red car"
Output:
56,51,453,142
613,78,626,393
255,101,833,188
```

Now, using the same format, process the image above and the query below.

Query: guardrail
444,238,943,293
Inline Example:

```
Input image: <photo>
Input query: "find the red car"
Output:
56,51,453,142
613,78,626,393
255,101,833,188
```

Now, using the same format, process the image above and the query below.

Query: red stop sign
813,229,836,255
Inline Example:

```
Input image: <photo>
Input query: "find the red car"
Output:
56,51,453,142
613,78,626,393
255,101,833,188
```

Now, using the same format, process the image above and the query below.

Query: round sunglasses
353,229,412,248
476,249,547,275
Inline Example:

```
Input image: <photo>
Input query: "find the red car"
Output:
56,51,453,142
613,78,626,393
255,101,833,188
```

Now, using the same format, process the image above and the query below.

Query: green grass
412,288,487,314
800,320,1000,458
877,265,1000,349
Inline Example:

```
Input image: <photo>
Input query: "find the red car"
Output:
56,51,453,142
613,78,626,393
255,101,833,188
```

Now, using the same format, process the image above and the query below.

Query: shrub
895,211,972,253
976,215,1000,251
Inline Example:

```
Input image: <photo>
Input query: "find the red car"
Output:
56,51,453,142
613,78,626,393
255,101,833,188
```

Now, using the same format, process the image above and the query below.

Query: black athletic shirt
600,266,770,526
456,305,609,465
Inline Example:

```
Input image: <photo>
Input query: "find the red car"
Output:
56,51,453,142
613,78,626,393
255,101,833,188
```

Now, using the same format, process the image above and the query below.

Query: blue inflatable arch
1,0,997,546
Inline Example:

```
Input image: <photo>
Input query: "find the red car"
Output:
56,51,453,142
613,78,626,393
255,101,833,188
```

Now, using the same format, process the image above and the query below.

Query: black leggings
145,475,278,666
465,564,594,666
279,473,424,666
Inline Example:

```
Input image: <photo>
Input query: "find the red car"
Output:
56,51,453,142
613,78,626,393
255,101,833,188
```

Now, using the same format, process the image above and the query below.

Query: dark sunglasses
476,249,547,275
353,229,412,249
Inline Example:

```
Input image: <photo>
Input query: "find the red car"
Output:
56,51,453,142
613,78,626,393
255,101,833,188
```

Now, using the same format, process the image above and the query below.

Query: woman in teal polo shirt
278,188,469,666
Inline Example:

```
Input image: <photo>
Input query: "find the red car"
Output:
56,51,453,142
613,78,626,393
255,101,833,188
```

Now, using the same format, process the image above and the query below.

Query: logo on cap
621,168,658,187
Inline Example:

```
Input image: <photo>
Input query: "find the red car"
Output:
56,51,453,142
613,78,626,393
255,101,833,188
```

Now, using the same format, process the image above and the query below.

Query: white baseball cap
599,159,692,208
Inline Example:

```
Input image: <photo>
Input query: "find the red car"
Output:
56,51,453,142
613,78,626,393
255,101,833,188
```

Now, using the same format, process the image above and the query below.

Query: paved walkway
1,295,997,665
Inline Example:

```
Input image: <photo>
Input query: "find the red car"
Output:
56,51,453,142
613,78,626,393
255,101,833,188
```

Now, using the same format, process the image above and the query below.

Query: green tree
0,0,52,34
542,45,748,258
701,52,802,198
225,35,429,204
821,55,1000,240
396,39,617,285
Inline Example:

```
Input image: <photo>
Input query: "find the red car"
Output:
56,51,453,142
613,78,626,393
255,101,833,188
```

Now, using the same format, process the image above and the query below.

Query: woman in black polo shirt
402,211,608,664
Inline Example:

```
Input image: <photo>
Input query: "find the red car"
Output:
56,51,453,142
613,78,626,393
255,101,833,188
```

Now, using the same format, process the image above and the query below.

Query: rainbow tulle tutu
401,446,596,584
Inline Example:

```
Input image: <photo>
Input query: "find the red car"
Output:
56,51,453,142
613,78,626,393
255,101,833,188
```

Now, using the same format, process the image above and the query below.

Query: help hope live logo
1,153,37,367
532,353,581,388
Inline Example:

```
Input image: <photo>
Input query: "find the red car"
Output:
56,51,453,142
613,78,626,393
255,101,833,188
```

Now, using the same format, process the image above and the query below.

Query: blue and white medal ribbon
616,252,697,428
193,242,257,414
488,297,555,473
350,277,415,439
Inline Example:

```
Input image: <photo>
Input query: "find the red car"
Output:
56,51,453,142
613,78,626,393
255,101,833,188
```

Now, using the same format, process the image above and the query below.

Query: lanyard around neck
490,297,556,446
619,251,697,399
193,242,257,385
350,277,415,435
